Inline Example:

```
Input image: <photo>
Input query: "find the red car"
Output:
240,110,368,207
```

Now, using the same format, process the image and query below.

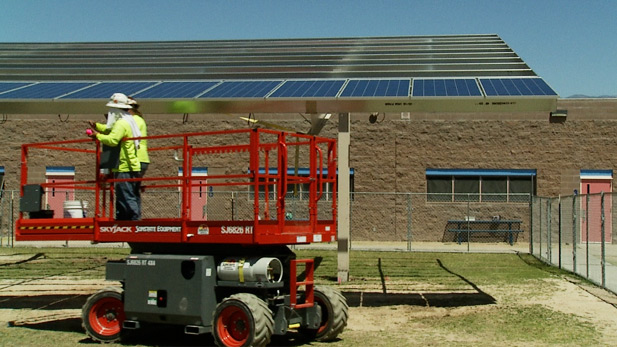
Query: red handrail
17,128,337,245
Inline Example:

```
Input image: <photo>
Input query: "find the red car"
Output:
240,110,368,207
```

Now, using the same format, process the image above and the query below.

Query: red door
580,178,612,242
179,168,208,221
191,175,208,220
45,167,75,219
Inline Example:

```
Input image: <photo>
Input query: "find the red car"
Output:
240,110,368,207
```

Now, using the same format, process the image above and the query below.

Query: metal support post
337,113,351,283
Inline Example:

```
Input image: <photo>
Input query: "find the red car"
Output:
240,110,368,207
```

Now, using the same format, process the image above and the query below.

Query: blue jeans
135,162,149,218
115,171,140,220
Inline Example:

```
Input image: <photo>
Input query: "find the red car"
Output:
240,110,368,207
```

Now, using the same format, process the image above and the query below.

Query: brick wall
2,99,616,242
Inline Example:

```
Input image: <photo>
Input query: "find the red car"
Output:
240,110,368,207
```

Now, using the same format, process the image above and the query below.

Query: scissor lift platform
16,128,338,245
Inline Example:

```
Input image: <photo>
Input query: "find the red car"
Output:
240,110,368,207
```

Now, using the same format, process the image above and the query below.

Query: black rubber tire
81,286,125,343
212,293,274,347
300,285,349,341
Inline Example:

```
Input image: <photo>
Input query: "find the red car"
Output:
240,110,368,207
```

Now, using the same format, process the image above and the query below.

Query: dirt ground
2,275,617,346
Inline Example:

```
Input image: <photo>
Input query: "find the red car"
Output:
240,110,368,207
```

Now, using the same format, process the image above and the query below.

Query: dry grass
1,247,615,346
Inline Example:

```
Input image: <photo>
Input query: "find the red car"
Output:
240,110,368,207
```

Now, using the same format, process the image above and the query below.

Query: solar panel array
340,79,410,97
141,81,219,98
0,78,557,100
67,82,157,99
269,80,346,98
0,82,92,99
479,78,557,96
200,80,282,98
412,79,481,97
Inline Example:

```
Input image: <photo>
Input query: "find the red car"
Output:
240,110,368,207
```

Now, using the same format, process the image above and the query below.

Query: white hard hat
105,93,132,109
127,97,138,105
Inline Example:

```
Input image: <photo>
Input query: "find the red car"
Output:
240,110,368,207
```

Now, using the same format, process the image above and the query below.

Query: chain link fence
532,193,617,295
2,190,531,252
0,190,16,247
6,188,617,295
349,192,530,251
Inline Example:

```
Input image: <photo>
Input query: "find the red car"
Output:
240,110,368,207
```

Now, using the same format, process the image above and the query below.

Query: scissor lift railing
17,128,337,245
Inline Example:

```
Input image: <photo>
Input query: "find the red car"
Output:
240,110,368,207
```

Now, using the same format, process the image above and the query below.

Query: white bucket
63,200,88,218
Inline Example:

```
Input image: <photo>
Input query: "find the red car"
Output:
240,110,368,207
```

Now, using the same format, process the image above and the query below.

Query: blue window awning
178,167,208,175
45,166,75,175
426,168,536,177
580,169,613,179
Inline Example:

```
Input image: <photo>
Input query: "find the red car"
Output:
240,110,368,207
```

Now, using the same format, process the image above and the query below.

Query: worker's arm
94,122,110,133
96,120,127,147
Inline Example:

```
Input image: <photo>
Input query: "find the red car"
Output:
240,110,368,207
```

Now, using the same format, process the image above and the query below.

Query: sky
1,0,615,98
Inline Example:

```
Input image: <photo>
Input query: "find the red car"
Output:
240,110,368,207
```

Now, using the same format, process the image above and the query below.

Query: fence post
0,192,3,248
538,199,544,259
406,193,412,251
9,190,14,248
572,195,577,274
586,194,590,279
466,195,470,252
558,196,562,269
529,196,534,254
547,198,552,263
349,192,353,250
601,192,606,288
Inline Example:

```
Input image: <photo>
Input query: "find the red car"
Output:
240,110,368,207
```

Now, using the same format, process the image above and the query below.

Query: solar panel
340,79,410,97
62,82,157,99
0,82,94,99
135,81,219,98
480,78,557,96
0,82,32,95
200,80,282,98
412,79,481,97
269,80,345,98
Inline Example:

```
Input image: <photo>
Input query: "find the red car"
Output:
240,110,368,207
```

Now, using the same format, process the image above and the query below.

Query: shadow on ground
344,290,495,308
4,289,493,346
3,257,494,346
0,294,88,310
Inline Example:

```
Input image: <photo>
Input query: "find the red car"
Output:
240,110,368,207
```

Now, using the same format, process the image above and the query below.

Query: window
482,177,507,202
454,176,479,202
427,169,536,203
427,176,451,202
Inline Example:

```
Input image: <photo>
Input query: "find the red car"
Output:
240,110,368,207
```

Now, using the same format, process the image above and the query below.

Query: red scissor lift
16,128,348,346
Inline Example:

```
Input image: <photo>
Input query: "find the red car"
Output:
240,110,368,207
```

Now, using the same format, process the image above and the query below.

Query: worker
127,96,149,177
127,96,149,217
87,93,142,220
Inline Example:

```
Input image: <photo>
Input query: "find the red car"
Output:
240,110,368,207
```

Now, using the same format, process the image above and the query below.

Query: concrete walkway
3,238,530,254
